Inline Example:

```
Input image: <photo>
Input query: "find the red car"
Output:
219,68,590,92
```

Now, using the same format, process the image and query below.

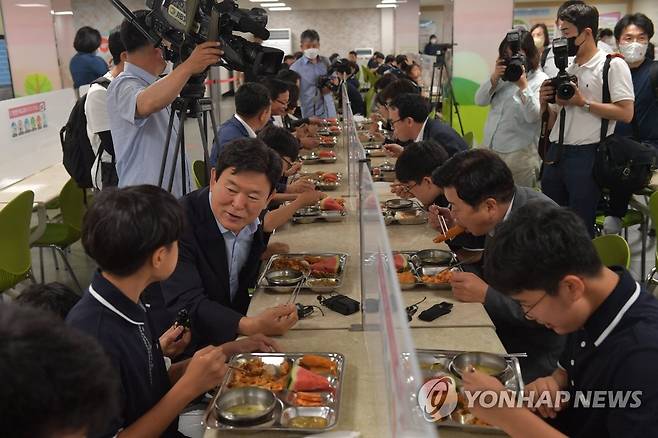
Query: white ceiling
237,0,450,11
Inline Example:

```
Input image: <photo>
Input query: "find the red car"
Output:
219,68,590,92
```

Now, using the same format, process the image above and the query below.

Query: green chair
646,192,658,286
0,191,36,292
193,160,209,189
593,234,631,269
32,179,85,290
463,131,474,148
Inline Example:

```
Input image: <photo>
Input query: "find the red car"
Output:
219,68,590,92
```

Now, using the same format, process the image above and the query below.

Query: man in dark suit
432,149,565,382
209,82,272,166
383,92,468,158
161,138,298,349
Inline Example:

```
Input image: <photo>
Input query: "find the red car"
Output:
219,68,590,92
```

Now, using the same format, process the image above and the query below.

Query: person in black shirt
67,185,279,438
463,204,658,437
1,303,119,438
603,13,658,234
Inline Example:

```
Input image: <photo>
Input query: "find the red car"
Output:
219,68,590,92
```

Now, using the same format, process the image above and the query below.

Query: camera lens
557,82,576,100
504,63,523,82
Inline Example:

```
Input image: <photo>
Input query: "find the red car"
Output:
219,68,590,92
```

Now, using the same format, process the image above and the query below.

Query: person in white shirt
542,0,583,77
539,3,634,237
475,29,548,188
85,29,125,189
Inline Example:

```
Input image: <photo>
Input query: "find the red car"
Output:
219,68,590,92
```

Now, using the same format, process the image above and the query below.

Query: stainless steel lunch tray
258,253,348,292
409,348,524,434
204,352,345,433
297,172,343,191
292,208,347,224
382,200,428,226
394,250,457,290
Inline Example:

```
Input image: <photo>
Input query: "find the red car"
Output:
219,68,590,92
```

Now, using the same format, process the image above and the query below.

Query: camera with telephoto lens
111,0,284,97
501,30,526,82
317,75,338,92
547,37,578,103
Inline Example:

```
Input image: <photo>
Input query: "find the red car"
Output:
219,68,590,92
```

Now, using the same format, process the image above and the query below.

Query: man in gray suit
432,149,565,382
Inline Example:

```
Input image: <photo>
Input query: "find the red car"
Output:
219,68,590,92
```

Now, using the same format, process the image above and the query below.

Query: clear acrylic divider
342,85,439,438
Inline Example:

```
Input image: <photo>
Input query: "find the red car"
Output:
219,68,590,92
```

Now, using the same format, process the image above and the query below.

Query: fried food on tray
421,270,452,284
293,391,326,407
397,271,416,284
271,257,311,272
433,225,466,243
228,358,291,392
299,355,337,375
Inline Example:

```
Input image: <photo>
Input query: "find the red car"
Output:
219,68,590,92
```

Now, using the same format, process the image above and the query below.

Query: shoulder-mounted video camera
547,37,578,103
111,0,284,80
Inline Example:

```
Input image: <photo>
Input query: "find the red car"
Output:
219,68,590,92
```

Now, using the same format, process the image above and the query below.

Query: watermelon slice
319,150,336,158
288,363,332,392
310,256,340,275
394,253,409,272
320,197,345,211
321,172,338,183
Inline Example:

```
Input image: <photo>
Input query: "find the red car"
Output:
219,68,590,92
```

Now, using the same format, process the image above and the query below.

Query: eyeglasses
275,99,289,106
521,293,548,318
390,118,403,126
400,181,417,194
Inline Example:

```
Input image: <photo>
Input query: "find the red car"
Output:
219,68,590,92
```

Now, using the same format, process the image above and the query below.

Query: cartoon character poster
9,100,47,138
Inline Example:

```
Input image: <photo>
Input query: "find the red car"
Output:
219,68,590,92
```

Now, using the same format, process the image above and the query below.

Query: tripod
428,50,465,136
158,78,219,195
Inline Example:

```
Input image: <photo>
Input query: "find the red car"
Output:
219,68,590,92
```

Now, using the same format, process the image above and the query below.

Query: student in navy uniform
209,82,272,166
432,150,565,382
1,303,119,438
463,204,658,437
383,93,468,158
392,140,485,261
67,185,281,437
160,139,299,351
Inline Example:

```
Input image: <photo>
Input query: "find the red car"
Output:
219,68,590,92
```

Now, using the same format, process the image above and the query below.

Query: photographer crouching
539,3,634,237
475,29,547,188
107,10,223,198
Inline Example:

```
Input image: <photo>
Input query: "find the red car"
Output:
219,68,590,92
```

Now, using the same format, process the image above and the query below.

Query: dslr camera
547,37,578,103
501,30,526,82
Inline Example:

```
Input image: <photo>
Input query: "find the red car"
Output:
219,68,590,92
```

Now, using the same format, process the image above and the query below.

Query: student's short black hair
277,68,301,84
0,303,119,438
300,29,320,43
390,93,431,123
373,51,385,60
73,26,102,53
214,138,282,194
431,149,515,207
396,54,409,68
329,53,340,63
82,185,185,277
559,3,599,37
557,0,585,18
376,79,420,105
284,54,295,61
598,28,613,39
261,78,290,101
349,50,358,57
374,74,397,93
235,82,271,118
293,51,304,60
484,205,603,296
108,29,126,65
16,282,80,320
530,23,550,48
385,54,396,64
258,125,300,161
120,10,151,53
614,13,655,41
395,140,449,184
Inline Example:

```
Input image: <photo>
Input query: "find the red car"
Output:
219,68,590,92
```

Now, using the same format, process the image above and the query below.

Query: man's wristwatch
583,101,591,112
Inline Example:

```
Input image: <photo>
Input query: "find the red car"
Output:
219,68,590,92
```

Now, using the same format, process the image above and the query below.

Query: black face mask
566,34,580,57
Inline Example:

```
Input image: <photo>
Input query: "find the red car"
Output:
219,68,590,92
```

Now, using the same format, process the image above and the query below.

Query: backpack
60,77,111,188
593,55,657,192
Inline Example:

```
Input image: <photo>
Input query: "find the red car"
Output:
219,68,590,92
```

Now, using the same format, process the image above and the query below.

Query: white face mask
304,48,319,60
619,42,648,64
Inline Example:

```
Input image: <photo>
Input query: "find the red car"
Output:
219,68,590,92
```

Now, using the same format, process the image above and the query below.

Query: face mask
533,36,544,49
430,38,437,44
304,48,319,60
619,42,648,64
566,35,579,57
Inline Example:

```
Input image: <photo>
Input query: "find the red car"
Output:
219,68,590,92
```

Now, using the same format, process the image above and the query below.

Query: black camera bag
593,55,656,192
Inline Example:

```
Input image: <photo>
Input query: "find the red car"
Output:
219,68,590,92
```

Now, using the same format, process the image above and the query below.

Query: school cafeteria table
202,327,509,438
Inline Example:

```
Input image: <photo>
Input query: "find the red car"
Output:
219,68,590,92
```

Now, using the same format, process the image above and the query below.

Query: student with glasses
463,204,658,438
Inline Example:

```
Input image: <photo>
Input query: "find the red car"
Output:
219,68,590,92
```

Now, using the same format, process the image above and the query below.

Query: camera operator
475,29,547,188
539,4,634,237
603,13,658,234
106,10,222,198
335,60,365,116
542,1,583,77
290,29,337,119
